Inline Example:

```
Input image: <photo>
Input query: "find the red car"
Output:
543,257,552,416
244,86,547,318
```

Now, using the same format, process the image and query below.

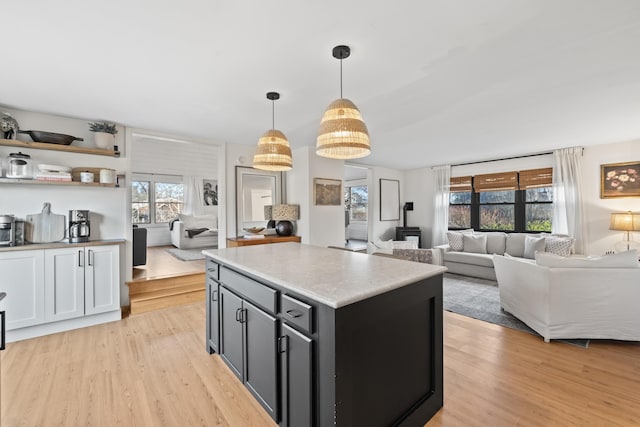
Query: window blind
473,172,518,192
449,176,472,192
519,168,553,189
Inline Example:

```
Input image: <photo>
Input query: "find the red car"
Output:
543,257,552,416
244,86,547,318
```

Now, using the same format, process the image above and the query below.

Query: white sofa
435,231,575,280
493,251,640,342
170,213,219,250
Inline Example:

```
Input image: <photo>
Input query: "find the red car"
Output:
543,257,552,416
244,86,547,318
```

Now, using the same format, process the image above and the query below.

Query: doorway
343,165,370,252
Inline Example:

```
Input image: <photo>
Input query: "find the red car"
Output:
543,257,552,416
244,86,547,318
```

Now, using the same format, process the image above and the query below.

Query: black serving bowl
18,130,84,145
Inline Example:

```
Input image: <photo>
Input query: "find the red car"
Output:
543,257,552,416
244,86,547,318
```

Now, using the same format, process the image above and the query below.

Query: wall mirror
235,166,283,235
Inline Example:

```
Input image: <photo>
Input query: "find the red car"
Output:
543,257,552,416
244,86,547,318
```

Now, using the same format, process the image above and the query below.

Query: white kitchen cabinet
0,242,121,342
45,245,120,322
84,245,120,315
0,249,45,330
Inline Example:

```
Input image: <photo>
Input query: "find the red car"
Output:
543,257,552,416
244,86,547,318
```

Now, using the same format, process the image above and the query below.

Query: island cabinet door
279,323,313,427
244,300,278,421
219,286,244,380
206,279,220,354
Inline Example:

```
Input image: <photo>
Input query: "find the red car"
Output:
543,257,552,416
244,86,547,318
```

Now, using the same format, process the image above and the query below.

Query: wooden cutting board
26,203,66,243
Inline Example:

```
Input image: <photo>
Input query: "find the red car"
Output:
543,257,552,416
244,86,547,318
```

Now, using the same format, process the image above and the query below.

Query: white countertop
203,243,447,308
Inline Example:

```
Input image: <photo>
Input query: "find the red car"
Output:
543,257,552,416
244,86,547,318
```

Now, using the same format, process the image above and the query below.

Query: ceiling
3,0,640,170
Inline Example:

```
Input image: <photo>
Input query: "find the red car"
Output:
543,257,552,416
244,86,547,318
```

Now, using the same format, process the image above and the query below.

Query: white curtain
552,147,587,254
432,165,451,246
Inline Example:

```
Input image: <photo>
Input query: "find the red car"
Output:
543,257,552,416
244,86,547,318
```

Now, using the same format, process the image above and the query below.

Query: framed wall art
600,161,640,198
314,178,342,206
380,178,400,221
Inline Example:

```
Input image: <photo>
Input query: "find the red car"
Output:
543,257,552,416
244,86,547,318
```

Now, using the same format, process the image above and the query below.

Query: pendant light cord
272,99,275,130
340,58,343,98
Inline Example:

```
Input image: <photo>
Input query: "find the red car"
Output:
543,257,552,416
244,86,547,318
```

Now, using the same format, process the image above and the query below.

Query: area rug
166,247,210,261
443,273,589,348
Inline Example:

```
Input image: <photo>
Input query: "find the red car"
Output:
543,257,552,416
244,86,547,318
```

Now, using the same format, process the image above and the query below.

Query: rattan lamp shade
316,98,370,159
253,129,293,171
272,204,299,221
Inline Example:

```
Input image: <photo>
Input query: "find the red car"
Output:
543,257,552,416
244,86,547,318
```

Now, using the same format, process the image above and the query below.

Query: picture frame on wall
203,179,218,206
380,178,400,221
600,161,640,198
314,178,342,206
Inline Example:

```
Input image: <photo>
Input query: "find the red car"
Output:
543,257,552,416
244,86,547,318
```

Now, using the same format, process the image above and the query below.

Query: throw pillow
373,238,394,250
545,236,574,257
446,229,472,251
523,235,546,259
463,234,487,254
391,240,419,250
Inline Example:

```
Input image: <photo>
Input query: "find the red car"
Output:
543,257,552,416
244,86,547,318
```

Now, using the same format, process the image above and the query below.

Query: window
448,176,472,229
344,185,368,221
448,168,553,233
132,181,150,224
132,174,184,225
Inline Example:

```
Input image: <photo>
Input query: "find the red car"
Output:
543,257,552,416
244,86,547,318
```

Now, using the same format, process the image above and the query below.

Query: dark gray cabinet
219,285,278,421
207,259,443,427
280,323,313,427
206,259,220,354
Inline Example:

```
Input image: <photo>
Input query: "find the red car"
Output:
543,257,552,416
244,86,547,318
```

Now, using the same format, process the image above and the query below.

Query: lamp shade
253,129,293,171
609,211,640,231
272,204,299,221
316,98,370,159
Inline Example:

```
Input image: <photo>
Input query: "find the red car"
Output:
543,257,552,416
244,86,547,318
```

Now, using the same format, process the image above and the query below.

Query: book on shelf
243,234,266,239
35,172,73,182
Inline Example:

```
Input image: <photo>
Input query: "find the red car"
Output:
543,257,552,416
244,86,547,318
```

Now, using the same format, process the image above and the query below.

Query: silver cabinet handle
78,250,83,267
88,249,93,266
286,309,303,319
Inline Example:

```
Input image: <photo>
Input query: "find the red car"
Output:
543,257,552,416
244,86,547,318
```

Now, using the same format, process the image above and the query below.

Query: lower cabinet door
84,245,120,315
244,300,278,421
207,280,220,354
44,247,84,322
280,323,313,427
219,286,244,380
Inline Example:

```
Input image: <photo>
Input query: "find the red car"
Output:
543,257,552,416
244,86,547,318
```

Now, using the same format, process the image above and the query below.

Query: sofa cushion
447,229,473,251
463,234,487,254
178,213,218,230
524,235,546,259
369,239,418,254
444,251,494,268
482,232,507,255
545,236,574,257
505,233,529,257
535,250,639,268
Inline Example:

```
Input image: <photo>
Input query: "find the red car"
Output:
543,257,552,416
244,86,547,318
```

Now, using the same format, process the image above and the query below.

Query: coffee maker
0,215,15,246
69,210,90,243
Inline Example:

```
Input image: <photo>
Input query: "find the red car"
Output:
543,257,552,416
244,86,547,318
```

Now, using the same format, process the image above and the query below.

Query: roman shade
449,176,472,192
473,172,518,192
519,168,553,189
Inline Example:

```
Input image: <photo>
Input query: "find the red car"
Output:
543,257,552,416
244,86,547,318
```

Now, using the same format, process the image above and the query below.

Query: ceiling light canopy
253,92,293,171
316,45,370,160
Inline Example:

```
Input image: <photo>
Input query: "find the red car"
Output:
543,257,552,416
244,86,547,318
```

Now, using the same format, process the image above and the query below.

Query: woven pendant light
316,45,370,160
253,92,293,171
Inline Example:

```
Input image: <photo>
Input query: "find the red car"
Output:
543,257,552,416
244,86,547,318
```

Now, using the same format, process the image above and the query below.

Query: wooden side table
227,235,301,247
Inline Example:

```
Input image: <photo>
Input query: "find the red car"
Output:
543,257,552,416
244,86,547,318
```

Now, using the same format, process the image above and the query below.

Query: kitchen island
203,243,446,427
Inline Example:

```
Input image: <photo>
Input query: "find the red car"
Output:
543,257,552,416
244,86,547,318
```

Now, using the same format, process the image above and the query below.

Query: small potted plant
88,121,118,149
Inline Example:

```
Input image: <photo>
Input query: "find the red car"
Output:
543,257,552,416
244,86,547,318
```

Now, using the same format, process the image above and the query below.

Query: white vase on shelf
93,132,114,150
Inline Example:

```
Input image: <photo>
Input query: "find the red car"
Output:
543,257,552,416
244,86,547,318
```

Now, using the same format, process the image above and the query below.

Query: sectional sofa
434,230,574,280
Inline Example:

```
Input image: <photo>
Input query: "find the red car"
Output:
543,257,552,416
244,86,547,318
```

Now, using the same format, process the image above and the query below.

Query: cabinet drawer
281,294,313,334
206,258,219,280
219,267,276,314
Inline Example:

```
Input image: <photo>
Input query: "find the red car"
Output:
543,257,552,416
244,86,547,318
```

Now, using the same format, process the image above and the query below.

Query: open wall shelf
0,138,120,157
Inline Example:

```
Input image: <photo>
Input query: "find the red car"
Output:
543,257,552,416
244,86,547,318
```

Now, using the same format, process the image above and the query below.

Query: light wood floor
132,245,204,281
2,304,639,426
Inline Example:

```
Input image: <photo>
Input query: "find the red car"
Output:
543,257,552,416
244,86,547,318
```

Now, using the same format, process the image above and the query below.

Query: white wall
582,139,640,255
287,147,345,247
403,168,435,248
